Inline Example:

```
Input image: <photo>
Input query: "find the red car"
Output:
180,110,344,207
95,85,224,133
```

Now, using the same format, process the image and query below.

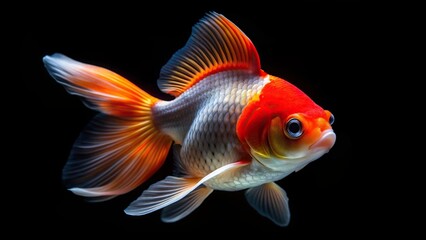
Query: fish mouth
309,130,336,152
250,129,336,172
288,130,336,171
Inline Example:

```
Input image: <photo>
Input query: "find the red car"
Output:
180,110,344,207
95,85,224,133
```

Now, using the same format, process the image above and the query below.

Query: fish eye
329,113,335,125
285,118,303,139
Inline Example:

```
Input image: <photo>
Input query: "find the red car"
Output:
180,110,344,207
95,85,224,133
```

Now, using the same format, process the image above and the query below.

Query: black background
20,0,398,238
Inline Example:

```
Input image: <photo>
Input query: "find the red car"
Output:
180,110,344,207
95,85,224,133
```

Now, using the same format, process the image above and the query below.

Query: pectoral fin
245,182,290,227
125,160,249,217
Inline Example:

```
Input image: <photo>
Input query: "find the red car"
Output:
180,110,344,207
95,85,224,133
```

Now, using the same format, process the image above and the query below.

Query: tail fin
43,53,173,200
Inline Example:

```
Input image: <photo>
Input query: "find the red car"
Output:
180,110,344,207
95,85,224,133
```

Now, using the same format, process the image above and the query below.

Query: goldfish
43,11,336,227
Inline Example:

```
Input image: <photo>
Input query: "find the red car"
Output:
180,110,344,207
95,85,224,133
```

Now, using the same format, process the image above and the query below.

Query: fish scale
153,70,268,178
43,12,336,226
209,159,292,191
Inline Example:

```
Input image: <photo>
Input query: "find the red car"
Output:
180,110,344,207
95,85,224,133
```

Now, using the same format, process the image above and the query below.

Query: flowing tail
43,53,173,201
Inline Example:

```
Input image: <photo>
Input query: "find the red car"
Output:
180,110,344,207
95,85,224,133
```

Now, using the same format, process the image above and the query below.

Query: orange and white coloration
43,12,336,226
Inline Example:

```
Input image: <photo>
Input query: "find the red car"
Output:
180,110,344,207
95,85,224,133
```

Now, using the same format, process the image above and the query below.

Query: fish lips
309,129,336,152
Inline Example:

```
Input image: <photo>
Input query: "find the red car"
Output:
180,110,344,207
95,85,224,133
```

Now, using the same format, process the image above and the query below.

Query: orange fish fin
66,115,172,200
161,186,214,223
125,161,249,216
158,11,263,97
245,182,290,227
43,54,173,200
43,53,156,117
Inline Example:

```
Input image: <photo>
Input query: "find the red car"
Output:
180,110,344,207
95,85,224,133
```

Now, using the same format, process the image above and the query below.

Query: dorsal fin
158,12,263,97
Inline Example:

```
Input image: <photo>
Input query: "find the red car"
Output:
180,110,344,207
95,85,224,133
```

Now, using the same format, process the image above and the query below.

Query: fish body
154,71,269,189
43,12,336,226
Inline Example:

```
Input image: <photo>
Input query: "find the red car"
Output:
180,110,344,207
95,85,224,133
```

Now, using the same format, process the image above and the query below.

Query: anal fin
161,186,213,222
124,160,249,217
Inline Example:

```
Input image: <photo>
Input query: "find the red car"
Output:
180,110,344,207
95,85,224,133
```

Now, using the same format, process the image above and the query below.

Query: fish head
237,76,336,171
